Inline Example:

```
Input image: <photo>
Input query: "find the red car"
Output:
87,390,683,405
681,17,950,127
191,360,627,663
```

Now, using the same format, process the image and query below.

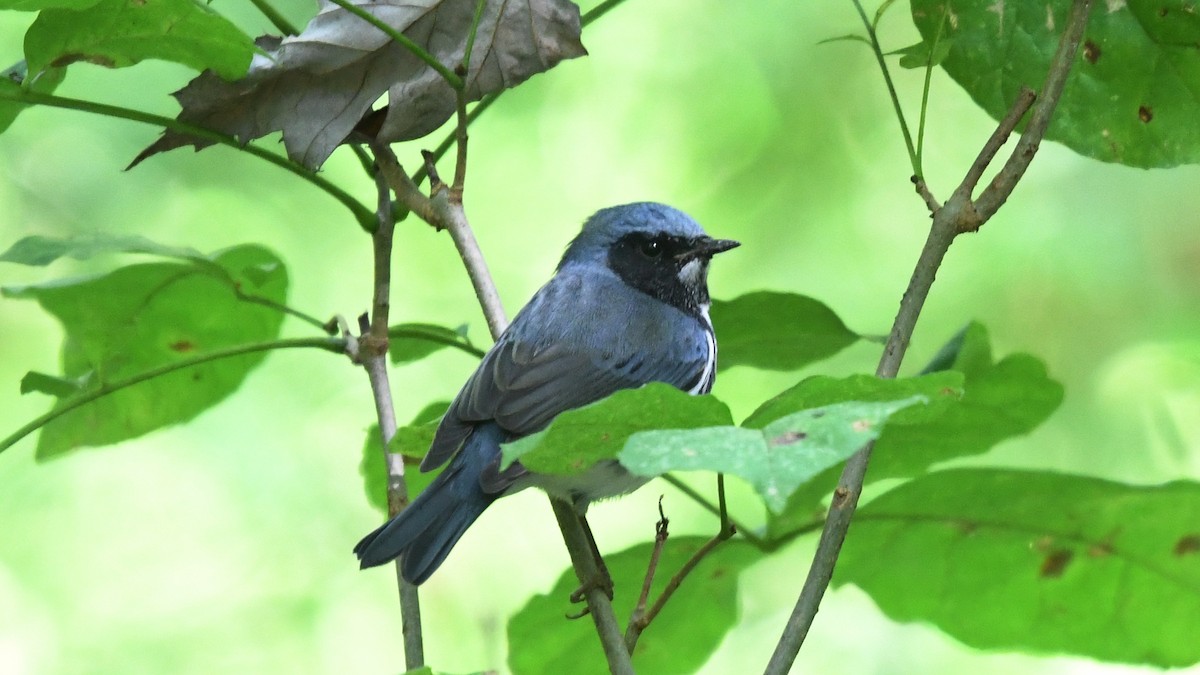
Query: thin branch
410,93,499,190
763,2,1093,671
0,89,376,231
0,337,344,455
247,0,300,35
915,5,950,172
956,88,1037,203
324,0,463,90
582,0,631,27
974,0,1093,221
404,0,631,193
660,474,767,549
452,88,470,191
629,499,670,629
362,166,425,669
462,0,489,76
851,0,920,176
625,475,736,652
429,187,509,338
550,498,636,675
233,291,332,333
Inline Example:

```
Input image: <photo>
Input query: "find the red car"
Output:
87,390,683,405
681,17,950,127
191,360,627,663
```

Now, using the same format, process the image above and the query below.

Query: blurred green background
1,1,1198,673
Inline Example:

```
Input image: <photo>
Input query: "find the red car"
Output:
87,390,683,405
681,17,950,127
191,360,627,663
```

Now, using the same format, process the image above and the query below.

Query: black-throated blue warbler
354,202,739,583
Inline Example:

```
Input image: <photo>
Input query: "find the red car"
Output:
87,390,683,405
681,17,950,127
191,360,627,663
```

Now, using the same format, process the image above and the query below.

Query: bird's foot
564,569,614,619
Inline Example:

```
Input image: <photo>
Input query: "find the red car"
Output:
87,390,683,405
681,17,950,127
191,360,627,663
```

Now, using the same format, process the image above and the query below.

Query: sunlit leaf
622,396,926,512
508,536,760,675
500,383,733,475
839,469,1200,667
712,291,859,372
912,0,1200,167
24,0,256,80
2,245,288,459
765,324,1062,539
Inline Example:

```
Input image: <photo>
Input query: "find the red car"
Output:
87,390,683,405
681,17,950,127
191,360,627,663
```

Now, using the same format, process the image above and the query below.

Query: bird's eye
639,239,662,258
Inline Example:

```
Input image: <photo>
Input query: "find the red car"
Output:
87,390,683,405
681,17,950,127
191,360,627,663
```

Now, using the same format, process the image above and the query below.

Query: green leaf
622,397,926,512
0,0,104,9
20,370,87,397
838,469,1200,667
24,0,256,80
3,244,288,459
711,291,859,372
500,384,734,475
911,0,1200,168
388,323,483,364
360,403,447,516
0,232,206,266
508,537,760,675
0,61,65,134
888,36,955,69
764,324,1062,539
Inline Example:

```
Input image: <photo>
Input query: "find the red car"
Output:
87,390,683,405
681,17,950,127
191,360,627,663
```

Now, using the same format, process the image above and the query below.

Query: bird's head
560,202,739,315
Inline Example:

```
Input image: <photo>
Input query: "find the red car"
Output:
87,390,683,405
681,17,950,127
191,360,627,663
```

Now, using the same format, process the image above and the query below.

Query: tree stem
763,1,1093,671
362,167,424,669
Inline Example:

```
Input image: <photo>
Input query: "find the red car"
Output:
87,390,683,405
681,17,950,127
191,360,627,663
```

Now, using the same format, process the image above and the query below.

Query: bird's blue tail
353,423,505,584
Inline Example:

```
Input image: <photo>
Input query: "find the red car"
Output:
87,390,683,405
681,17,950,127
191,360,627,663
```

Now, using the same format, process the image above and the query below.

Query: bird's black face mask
607,232,739,319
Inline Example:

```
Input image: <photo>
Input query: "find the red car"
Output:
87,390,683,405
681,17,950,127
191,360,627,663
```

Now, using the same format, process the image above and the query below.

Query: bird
354,202,739,584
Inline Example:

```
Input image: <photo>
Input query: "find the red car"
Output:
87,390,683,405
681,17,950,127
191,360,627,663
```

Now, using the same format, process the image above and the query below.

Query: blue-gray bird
354,202,739,583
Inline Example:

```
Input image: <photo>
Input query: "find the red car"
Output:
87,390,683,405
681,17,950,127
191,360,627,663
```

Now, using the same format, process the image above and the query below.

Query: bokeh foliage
1,0,1198,674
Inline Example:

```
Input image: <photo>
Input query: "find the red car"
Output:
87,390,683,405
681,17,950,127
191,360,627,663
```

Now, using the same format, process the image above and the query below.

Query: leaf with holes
620,396,926,512
133,0,587,170
764,323,1062,540
838,469,1200,667
912,0,1200,167
3,245,288,459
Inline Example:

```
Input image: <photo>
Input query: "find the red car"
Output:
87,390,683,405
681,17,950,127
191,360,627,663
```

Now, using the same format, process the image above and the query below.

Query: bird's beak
681,236,740,260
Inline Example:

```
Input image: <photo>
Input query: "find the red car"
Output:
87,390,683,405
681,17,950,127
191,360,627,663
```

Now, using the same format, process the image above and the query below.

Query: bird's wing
421,269,712,472
422,330,710,470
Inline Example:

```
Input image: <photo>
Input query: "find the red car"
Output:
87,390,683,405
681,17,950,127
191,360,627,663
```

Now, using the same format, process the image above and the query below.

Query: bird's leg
567,511,614,605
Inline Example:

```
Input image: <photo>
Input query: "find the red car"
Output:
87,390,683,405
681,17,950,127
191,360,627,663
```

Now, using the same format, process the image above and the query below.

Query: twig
625,476,736,652
551,498,636,675
324,0,463,89
247,0,299,35
0,337,344,455
0,90,376,231
362,167,424,669
850,0,920,176
660,474,768,549
628,500,671,633
428,188,509,338
763,1,1093,671
404,0,632,193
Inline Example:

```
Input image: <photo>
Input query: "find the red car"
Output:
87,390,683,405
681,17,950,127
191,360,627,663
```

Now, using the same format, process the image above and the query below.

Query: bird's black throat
607,231,711,321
